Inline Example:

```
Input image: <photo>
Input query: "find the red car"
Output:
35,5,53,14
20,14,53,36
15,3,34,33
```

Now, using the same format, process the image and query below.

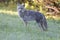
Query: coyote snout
17,3,47,31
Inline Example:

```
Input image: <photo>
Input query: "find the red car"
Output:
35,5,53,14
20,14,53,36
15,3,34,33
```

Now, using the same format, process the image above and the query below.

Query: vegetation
0,0,60,19
0,12,60,40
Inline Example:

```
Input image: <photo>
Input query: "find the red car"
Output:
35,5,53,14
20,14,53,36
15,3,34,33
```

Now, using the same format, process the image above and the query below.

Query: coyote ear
22,3,25,6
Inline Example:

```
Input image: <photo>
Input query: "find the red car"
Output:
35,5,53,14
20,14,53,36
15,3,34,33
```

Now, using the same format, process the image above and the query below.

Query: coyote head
17,3,25,11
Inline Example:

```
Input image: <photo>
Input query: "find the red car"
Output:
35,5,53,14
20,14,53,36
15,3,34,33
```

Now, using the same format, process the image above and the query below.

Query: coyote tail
43,16,47,30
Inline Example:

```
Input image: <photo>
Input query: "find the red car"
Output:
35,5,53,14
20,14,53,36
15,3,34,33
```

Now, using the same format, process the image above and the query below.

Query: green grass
0,12,60,40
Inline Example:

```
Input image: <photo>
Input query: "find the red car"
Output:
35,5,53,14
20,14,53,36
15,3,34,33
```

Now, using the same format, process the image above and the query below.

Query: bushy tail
43,16,48,30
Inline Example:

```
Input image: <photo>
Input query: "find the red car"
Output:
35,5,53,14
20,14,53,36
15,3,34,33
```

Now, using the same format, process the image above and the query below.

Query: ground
0,12,60,40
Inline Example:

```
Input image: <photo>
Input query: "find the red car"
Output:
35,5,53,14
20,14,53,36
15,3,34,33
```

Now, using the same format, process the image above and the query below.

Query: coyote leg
24,21,28,27
40,22,45,31
36,20,44,30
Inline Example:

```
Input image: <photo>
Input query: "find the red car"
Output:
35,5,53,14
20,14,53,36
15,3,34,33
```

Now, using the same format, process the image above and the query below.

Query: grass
0,12,60,40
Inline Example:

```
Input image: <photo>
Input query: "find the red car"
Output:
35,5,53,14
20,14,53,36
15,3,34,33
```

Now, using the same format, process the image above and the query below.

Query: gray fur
17,3,47,31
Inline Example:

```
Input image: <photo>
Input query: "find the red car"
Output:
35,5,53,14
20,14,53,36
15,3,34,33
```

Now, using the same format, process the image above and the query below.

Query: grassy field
0,12,60,40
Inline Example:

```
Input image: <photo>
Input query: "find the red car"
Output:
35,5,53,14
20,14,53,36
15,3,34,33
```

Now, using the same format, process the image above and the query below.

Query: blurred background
0,0,60,19
0,0,60,40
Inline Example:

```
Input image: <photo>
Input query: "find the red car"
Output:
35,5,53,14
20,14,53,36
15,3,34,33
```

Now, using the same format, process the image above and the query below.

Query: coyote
17,3,47,31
